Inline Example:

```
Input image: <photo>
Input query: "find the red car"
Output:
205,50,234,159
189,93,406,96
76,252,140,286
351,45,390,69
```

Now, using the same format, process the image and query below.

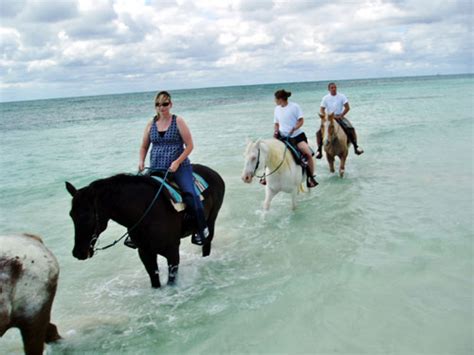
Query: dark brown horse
65,164,225,288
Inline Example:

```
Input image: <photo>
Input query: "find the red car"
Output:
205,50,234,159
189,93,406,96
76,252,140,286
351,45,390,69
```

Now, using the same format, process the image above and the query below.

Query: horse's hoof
167,279,176,286
202,246,211,257
45,323,61,343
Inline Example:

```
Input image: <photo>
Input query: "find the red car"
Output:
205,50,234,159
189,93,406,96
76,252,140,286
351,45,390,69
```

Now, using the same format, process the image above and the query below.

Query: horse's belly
269,170,303,193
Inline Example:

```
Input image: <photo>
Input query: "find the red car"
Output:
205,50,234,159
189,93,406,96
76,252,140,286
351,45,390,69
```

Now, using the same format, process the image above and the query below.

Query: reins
90,169,170,253
253,139,289,179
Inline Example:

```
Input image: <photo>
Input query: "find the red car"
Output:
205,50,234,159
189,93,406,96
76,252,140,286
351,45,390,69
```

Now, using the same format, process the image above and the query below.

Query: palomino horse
242,139,306,210
0,233,61,355
66,164,225,288
319,113,350,177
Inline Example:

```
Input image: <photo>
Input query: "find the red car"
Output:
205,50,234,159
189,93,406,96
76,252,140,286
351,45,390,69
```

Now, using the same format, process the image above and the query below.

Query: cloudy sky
0,0,472,102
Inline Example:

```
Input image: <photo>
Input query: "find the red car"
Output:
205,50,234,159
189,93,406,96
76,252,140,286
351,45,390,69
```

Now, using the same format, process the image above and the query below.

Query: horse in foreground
66,164,225,288
242,139,306,210
319,113,349,177
0,233,61,355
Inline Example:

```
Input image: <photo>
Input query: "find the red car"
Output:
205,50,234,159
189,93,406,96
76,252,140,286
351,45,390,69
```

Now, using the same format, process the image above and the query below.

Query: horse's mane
261,139,293,170
89,173,158,190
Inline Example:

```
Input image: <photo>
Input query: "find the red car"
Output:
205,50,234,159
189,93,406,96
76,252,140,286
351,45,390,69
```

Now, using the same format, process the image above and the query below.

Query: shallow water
0,75,473,354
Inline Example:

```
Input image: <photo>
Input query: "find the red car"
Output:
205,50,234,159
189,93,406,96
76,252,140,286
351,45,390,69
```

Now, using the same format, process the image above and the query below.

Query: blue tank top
149,114,190,170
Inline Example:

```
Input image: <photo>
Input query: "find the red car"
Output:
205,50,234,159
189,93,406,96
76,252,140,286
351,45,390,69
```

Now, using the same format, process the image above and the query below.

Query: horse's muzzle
242,174,253,183
72,247,92,260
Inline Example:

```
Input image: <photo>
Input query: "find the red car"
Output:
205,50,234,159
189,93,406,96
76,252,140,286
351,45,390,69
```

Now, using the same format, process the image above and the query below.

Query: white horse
0,233,61,354
242,138,306,210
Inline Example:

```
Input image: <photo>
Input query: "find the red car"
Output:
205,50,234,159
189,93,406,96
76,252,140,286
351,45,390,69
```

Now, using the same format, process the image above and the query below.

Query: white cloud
0,0,472,102
385,41,404,54
27,59,57,72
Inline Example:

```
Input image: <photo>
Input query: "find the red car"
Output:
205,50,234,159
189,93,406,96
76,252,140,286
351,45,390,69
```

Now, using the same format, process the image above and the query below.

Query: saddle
149,172,208,212
277,136,314,168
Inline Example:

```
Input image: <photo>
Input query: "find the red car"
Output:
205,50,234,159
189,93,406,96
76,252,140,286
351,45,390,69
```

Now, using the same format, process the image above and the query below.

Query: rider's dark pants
173,164,207,234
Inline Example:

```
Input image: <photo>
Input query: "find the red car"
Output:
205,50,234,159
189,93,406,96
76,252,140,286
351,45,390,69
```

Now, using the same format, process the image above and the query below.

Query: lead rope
91,169,170,252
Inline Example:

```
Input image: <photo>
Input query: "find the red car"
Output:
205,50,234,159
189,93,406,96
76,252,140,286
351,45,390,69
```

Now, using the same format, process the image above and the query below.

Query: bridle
252,141,288,179
87,169,170,253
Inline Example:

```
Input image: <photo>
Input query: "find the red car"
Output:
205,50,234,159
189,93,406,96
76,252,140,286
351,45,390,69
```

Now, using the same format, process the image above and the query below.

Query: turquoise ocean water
0,75,472,354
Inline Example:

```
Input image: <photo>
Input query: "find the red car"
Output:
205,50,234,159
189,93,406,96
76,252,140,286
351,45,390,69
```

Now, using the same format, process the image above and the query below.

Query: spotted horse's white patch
0,233,61,354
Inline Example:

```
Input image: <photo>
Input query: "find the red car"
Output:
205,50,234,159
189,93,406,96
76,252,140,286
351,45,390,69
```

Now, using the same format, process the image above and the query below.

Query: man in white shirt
316,82,364,158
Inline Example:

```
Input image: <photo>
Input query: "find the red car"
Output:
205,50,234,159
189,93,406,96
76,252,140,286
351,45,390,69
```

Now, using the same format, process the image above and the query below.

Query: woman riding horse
126,91,208,247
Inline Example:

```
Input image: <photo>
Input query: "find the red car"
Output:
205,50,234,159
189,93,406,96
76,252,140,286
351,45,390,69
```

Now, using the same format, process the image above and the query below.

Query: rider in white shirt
272,89,318,188
316,82,364,158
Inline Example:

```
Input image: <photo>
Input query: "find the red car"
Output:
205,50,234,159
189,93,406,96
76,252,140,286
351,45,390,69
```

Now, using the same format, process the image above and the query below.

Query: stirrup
307,175,319,188
191,227,209,246
124,235,137,249
355,147,364,155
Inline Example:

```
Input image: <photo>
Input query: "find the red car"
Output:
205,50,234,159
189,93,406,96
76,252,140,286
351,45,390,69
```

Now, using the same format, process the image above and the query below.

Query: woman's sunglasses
155,102,170,107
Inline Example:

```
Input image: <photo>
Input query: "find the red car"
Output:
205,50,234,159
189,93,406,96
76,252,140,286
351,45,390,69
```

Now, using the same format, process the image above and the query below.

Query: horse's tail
298,183,305,193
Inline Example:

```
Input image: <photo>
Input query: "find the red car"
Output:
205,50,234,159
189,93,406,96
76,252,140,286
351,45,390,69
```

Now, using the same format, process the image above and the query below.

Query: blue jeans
173,164,207,233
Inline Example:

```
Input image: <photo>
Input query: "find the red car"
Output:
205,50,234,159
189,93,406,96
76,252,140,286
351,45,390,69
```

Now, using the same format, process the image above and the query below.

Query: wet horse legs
165,245,180,285
138,248,160,288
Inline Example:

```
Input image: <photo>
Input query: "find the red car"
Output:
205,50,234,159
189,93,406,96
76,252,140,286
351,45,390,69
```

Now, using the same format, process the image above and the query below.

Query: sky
0,0,472,102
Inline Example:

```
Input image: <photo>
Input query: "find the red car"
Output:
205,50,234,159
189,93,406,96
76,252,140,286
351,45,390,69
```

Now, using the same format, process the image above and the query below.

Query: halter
252,141,288,179
88,169,170,253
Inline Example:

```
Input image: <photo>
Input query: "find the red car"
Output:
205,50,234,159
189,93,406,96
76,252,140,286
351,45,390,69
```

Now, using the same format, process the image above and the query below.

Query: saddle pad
150,173,208,212
281,139,315,165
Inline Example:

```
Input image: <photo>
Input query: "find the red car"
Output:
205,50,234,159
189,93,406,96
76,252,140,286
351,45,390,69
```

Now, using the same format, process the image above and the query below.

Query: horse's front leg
327,154,335,173
263,185,276,211
138,248,160,288
291,189,297,210
165,244,180,286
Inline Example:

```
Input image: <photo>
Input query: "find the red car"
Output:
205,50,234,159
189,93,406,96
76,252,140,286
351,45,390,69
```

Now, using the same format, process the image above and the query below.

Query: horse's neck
95,181,154,228
326,121,346,144
262,142,285,170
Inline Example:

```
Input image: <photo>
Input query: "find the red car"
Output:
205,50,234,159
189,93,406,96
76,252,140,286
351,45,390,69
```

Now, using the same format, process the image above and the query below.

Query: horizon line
1,72,472,104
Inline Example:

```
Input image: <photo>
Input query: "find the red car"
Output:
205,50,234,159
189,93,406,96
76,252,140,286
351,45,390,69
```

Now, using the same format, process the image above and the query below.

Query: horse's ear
318,113,325,119
65,182,77,197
